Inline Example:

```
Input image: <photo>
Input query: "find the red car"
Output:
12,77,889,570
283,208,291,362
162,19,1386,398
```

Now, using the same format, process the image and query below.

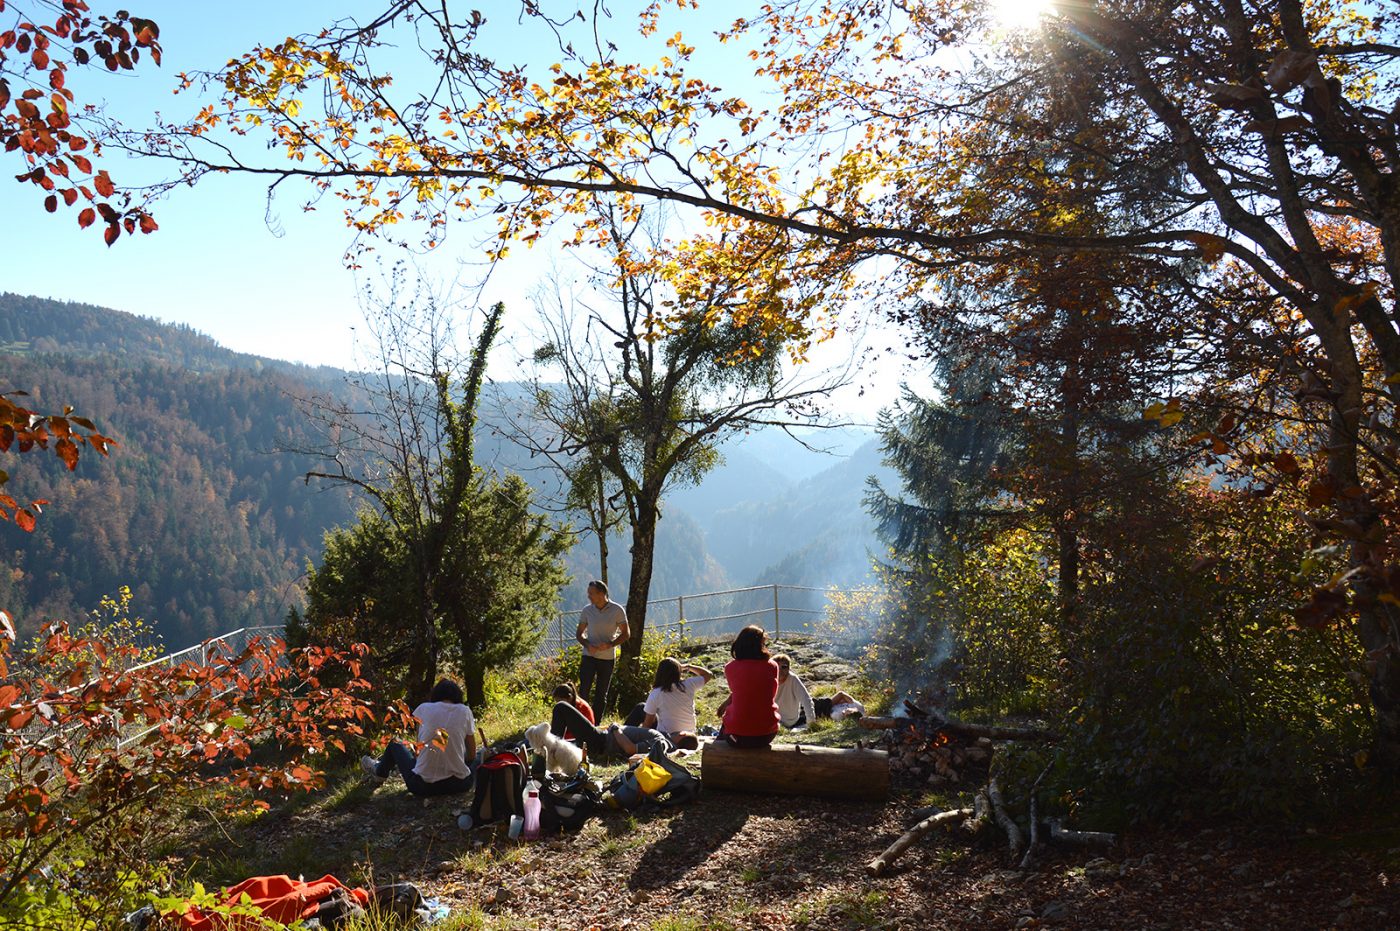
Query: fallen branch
857,715,1056,741
856,716,903,730
1017,763,1053,870
987,776,1024,863
942,719,1057,742
1048,819,1118,850
866,808,973,877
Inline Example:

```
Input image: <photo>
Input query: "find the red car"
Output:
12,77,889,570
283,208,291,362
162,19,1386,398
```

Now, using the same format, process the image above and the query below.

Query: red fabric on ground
178,874,369,930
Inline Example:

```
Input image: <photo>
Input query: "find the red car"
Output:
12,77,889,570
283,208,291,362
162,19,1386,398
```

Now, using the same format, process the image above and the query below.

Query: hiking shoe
361,755,386,781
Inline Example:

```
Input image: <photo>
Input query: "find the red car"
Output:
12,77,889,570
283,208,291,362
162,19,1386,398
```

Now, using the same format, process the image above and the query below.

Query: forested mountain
0,351,361,646
1,294,881,648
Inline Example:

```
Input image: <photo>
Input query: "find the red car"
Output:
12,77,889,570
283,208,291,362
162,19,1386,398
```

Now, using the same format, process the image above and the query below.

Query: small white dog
524,721,584,775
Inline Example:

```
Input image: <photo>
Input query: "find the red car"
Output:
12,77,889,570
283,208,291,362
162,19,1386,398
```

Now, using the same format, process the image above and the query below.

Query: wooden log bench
700,739,890,801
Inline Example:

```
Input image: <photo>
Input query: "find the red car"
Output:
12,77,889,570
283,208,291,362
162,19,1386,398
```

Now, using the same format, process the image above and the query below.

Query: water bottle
522,779,542,840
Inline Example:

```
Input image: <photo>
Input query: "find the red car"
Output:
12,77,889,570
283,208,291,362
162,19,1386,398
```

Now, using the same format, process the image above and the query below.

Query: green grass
647,916,741,931
451,844,526,878
794,890,889,928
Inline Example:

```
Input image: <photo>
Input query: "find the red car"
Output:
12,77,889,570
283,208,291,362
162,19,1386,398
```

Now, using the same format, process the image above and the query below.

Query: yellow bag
633,758,673,795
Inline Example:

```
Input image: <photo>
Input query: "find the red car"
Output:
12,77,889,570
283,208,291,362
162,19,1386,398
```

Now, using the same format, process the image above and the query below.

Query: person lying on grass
361,679,478,796
549,700,673,759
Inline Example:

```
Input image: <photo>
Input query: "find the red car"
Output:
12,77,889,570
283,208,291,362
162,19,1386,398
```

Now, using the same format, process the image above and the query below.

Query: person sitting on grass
627,657,712,751
717,625,780,748
361,679,477,796
548,700,673,759
771,653,815,728
553,681,594,741
769,654,866,727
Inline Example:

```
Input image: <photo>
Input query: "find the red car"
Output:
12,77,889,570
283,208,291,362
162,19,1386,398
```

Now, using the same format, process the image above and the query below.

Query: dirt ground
179,765,1400,931
165,638,1400,929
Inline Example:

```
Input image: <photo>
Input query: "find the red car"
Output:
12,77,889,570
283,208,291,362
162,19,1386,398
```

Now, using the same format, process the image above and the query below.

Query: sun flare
990,0,1056,31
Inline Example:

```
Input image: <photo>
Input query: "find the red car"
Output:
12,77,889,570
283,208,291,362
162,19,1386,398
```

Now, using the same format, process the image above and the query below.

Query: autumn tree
0,391,115,533
1,0,160,243
505,209,846,686
118,1,1400,765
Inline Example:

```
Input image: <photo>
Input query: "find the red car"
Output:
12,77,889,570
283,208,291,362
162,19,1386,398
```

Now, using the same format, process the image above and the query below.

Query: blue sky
1,1,923,422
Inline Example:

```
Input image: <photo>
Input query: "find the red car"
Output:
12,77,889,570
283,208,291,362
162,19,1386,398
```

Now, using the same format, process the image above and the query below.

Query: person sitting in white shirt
361,679,478,796
637,657,712,750
773,654,864,728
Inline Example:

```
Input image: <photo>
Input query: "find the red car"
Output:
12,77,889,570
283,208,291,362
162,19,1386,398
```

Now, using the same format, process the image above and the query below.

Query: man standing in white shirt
576,579,629,713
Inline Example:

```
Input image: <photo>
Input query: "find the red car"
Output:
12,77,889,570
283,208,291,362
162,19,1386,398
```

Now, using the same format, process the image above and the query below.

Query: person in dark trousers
361,679,477,796
548,701,671,759
576,579,629,713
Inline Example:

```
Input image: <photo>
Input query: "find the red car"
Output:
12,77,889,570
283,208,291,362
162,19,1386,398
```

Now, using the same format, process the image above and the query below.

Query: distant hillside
707,439,894,588
0,293,348,390
1,293,886,647
0,352,360,646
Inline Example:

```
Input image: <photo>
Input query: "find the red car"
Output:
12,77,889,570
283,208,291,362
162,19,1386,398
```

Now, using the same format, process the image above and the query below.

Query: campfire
873,701,994,788
857,701,1118,876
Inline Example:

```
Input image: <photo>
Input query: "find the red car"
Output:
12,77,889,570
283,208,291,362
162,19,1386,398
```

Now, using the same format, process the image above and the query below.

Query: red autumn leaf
138,213,157,233
55,438,78,470
77,206,95,228
93,170,114,197
15,509,36,532
95,202,117,222
103,223,118,246
0,80,10,110
1274,451,1301,475
43,194,57,213
49,68,65,91
71,153,92,174
6,707,35,729
61,187,76,206
0,684,19,707
1307,480,1334,508
32,47,49,69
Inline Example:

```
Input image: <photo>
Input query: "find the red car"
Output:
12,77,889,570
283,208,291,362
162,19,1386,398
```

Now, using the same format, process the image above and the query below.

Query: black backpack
469,745,527,826
537,769,605,834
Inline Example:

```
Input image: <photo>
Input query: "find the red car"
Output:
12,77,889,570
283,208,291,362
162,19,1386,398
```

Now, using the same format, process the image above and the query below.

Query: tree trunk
596,471,610,588
614,495,659,714
461,649,487,710
405,583,438,705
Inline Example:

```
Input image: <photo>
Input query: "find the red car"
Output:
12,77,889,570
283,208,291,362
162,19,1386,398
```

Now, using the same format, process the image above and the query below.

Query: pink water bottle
522,780,541,840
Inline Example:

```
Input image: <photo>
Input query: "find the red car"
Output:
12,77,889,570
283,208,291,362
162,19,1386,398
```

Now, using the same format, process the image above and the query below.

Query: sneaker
361,755,386,781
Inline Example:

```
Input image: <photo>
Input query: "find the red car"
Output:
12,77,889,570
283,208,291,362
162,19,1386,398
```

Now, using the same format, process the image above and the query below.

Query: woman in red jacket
718,625,780,748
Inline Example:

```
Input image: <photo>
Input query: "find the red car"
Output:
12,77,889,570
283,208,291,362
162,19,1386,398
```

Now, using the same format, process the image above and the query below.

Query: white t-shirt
775,673,816,727
643,675,707,734
412,700,474,781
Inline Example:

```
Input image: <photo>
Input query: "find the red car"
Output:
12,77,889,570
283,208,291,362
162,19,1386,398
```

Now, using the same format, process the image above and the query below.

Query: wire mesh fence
532,584,882,657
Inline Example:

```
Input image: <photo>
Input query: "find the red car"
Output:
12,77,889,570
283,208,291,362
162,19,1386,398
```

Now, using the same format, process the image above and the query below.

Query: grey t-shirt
580,599,627,660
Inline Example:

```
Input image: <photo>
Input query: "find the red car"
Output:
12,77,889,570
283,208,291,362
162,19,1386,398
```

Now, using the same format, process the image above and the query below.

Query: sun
990,0,1057,31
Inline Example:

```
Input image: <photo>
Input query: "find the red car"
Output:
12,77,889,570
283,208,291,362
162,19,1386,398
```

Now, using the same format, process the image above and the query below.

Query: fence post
677,594,686,640
773,584,781,641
